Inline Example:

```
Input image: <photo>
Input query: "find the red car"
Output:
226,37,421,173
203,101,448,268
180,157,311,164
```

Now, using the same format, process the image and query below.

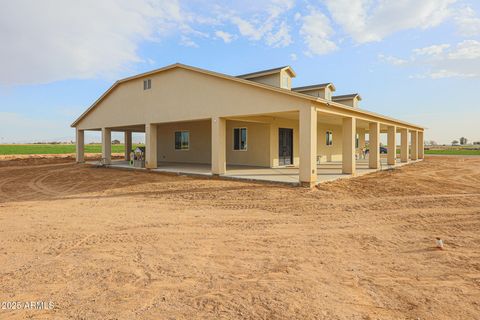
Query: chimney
237,66,296,90
292,83,336,100
332,94,362,108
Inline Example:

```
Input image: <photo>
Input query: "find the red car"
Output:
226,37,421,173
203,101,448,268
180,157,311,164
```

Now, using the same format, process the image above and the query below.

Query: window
356,133,359,148
233,128,247,150
143,79,151,90
326,131,333,146
175,131,189,150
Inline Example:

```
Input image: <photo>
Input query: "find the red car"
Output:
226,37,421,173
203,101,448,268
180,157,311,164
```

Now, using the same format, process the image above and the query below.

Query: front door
278,128,293,166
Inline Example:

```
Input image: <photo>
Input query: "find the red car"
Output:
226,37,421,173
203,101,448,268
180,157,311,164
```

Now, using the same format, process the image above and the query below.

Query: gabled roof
237,66,296,79
71,63,423,130
71,63,303,127
332,93,362,101
292,83,336,92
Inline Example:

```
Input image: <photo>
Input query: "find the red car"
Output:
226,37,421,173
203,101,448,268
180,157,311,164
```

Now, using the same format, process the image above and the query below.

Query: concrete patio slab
87,157,422,186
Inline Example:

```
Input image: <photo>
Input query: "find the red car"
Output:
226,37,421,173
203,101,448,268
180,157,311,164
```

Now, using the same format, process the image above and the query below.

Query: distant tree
474,141,480,145
459,137,468,145
112,139,121,144
427,140,437,146
452,140,459,146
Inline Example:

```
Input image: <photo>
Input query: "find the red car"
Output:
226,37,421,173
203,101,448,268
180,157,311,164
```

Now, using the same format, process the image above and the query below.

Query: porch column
124,131,132,161
400,128,409,162
101,127,111,165
75,128,85,163
369,122,380,169
411,130,418,160
387,125,396,165
299,106,317,187
211,117,226,175
342,117,356,174
358,128,366,150
145,123,157,169
418,131,425,159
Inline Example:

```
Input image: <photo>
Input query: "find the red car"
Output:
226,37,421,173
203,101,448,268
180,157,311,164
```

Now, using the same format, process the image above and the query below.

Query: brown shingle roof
292,83,336,92
332,93,362,101
237,66,296,78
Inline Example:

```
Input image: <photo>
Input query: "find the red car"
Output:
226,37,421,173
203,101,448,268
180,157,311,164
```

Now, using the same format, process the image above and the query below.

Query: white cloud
215,30,234,43
299,8,337,56
290,53,298,61
265,21,292,47
226,0,294,47
454,6,480,36
413,44,451,56
230,17,264,40
180,36,199,48
388,40,480,79
447,40,480,60
0,0,198,86
324,0,456,43
428,69,476,79
378,54,408,66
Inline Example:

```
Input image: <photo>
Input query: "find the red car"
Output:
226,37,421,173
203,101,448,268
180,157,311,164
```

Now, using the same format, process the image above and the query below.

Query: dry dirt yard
0,155,479,320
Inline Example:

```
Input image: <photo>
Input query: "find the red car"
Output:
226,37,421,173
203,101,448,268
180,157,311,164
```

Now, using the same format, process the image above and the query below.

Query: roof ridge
237,66,294,78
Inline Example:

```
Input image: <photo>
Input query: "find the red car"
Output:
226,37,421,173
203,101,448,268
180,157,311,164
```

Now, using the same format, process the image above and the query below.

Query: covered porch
76,107,425,187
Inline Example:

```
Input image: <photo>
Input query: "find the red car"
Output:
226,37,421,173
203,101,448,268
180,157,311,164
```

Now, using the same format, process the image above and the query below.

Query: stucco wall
155,119,273,167
317,124,343,162
154,118,303,168
156,120,211,164
226,120,270,167
76,67,308,130
247,74,280,88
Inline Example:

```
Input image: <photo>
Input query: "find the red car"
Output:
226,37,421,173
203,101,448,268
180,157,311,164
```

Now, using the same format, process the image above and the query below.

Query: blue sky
1,0,479,144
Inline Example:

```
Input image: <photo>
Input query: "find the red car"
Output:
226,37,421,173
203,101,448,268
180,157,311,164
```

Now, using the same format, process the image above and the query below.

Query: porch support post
101,127,111,165
75,128,85,163
418,131,425,159
369,122,380,169
342,117,356,174
299,106,317,187
387,125,396,166
145,123,157,169
358,128,366,150
400,128,409,162
411,130,418,160
124,131,132,161
211,117,226,175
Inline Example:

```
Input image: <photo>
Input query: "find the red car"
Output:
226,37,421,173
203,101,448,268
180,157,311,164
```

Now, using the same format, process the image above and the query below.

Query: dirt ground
0,155,479,319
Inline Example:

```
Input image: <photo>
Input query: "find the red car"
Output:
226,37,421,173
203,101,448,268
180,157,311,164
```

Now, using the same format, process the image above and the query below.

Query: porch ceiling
103,124,147,132
227,110,371,129
223,110,417,132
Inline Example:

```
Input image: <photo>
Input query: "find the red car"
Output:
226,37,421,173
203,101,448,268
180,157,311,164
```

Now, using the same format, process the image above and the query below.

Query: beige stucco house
72,63,424,187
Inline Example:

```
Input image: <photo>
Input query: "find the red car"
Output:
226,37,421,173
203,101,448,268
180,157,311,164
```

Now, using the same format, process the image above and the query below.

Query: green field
1,144,479,156
0,144,141,155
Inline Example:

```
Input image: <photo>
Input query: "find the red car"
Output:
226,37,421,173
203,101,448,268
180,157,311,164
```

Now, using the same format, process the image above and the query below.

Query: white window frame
233,127,248,151
326,130,333,146
174,130,190,151
143,79,151,90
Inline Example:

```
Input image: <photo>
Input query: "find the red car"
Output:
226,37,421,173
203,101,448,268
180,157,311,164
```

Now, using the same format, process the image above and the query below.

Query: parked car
365,146,388,154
